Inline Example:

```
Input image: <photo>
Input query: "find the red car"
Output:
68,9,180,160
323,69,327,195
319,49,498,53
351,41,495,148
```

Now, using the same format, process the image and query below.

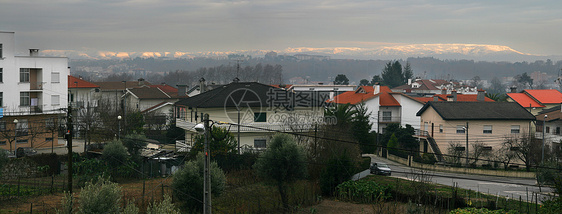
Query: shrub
320,154,355,196
336,180,390,203
28,153,61,175
449,207,519,214
78,176,122,214
147,194,180,214
172,152,226,212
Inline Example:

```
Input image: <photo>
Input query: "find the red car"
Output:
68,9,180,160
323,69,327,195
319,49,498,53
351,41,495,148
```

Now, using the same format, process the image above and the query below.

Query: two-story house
534,104,562,150
507,89,562,115
175,81,324,152
416,102,535,161
0,31,68,152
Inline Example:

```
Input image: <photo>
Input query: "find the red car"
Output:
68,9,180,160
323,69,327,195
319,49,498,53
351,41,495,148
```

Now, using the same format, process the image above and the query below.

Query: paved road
353,155,554,203
35,138,86,155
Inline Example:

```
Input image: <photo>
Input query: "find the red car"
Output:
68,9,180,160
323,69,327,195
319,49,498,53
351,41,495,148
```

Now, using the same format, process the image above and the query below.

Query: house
94,78,151,109
68,75,101,138
331,85,426,132
416,102,535,161
175,81,325,152
534,104,562,150
507,89,562,115
289,83,356,100
185,78,224,97
0,31,69,151
393,79,478,95
123,87,178,126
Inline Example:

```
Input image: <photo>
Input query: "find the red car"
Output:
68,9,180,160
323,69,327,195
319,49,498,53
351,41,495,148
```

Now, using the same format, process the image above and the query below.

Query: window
511,125,520,134
20,68,30,82
455,146,465,151
51,95,60,106
439,124,443,133
16,140,28,144
456,125,465,134
46,137,53,142
46,118,55,129
51,72,60,83
0,44,2,58
546,126,550,133
557,127,561,135
0,92,2,106
20,92,30,106
382,111,392,121
254,112,267,122
16,119,28,136
0,141,5,146
0,121,5,131
483,125,492,134
0,68,3,82
254,139,266,148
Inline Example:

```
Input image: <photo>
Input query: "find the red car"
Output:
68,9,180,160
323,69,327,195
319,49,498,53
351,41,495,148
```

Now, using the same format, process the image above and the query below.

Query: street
353,155,554,203
35,138,86,155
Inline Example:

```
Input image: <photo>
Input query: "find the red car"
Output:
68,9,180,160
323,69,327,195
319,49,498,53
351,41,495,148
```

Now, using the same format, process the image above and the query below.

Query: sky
2,0,562,56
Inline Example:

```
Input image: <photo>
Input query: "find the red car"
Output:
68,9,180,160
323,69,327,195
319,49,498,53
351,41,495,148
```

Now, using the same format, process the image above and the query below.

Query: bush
28,153,61,175
79,176,122,214
147,194,180,214
320,154,355,196
449,207,519,214
172,152,226,212
336,180,390,203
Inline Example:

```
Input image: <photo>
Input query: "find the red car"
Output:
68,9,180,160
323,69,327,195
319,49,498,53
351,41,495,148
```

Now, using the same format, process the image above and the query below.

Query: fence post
30,203,33,214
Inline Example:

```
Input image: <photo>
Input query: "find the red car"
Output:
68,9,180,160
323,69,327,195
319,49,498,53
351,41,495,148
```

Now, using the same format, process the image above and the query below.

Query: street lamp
118,115,122,140
194,114,211,214
13,119,18,155
463,123,469,167
542,115,547,163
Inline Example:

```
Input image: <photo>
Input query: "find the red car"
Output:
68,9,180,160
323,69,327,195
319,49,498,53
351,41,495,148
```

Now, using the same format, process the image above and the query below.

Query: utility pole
203,114,212,214
542,115,547,163
66,105,73,194
465,122,469,167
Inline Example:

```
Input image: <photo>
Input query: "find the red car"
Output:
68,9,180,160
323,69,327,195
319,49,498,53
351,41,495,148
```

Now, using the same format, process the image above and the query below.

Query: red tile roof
148,84,178,94
507,93,545,108
332,86,376,104
68,75,99,88
413,96,446,103
379,86,401,106
524,89,562,104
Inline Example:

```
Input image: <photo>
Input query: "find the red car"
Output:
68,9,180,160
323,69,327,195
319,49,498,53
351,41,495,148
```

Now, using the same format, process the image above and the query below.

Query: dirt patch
298,199,375,214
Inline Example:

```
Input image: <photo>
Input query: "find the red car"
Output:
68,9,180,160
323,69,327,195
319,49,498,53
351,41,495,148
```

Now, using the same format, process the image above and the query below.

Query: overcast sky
2,0,561,55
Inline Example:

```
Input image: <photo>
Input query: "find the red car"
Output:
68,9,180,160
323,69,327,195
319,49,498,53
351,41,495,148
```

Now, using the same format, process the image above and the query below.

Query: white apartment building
0,31,69,151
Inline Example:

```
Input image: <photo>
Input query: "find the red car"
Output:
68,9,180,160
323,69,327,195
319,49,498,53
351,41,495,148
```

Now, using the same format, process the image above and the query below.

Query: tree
469,141,490,166
79,176,122,214
147,195,181,214
447,142,465,166
403,62,414,81
515,72,534,89
352,103,376,154
333,74,350,85
0,149,8,177
102,140,129,178
254,133,308,210
172,153,226,212
371,75,382,86
190,126,237,158
470,76,483,88
381,61,405,88
359,79,370,86
504,133,541,171
488,76,505,94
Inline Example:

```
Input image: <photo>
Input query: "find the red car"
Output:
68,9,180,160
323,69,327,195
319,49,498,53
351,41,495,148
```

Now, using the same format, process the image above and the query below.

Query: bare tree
470,141,491,166
503,133,541,171
447,142,465,166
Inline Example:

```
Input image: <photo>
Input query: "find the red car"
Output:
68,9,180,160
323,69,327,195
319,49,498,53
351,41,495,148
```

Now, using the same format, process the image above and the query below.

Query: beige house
416,102,535,161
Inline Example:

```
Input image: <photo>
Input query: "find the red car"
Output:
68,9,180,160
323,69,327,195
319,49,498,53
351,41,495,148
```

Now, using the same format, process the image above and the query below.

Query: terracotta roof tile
379,86,401,106
332,86,376,104
524,89,562,104
68,75,99,88
507,93,545,108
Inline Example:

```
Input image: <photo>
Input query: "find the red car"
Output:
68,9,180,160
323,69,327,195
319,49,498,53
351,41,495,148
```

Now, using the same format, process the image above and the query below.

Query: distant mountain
41,43,560,62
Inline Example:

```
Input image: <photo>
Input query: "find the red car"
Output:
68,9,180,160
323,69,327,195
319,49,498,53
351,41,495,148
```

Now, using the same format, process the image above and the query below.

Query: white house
0,31,68,151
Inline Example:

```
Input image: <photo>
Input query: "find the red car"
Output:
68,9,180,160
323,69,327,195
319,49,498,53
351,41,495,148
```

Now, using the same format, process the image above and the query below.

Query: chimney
452,90,457,102
510,86,517,93
318,82,324,85
441,89,447,95
138,78,145,86
408,79,412,85
433,96,439,101
477,89,485,101
199,77,206,93
373,83,380,94
233,77,240,83
177,84,188,97
29,49,39,56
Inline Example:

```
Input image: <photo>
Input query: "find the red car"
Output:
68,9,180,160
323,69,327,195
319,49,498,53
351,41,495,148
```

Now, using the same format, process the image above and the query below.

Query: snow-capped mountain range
39,44,557,62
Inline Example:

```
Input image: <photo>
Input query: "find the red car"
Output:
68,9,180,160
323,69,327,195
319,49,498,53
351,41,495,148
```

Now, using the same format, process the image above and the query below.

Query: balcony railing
176,118,315,133
30,81,45,90
379,116,401,123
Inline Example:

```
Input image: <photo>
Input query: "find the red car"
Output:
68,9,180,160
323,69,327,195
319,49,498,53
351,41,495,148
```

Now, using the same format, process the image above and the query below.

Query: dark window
456,125,465,134
557,127,561,135
455,146,465,151
511,125,520,134
16,139,28,144
482,146,493,151
20,68,30,82
46,138,53,142
0,68,3,82
382,111,392,121
439,124,443,133
0,44,2,58
254,112,267,122
0,92,2,107
546,126,550,133
0,121,5,131
483,125,492,134
254,139,266,148
0,141,5,145
20,92,30,106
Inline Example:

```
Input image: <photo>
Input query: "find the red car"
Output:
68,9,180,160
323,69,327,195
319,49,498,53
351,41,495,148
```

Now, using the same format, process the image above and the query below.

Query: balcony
30,81,46,90
176,118,314,133
379,116,401,123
